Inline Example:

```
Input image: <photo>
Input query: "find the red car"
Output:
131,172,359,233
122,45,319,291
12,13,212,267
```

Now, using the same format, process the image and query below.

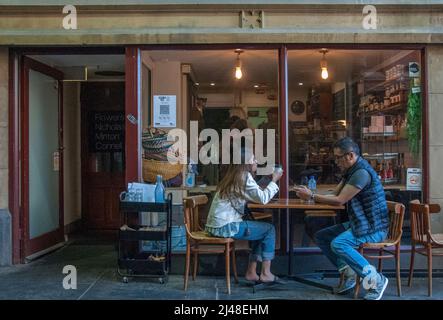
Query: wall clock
290,100,305,115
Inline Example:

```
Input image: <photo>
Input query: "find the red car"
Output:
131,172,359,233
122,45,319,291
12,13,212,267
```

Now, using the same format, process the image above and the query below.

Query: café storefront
0,1,441,265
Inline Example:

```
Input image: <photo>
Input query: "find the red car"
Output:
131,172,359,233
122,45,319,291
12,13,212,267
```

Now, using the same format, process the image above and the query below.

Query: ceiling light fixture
210,82,215,86
319,48,329,80
234,49,244,80
298,82,303,86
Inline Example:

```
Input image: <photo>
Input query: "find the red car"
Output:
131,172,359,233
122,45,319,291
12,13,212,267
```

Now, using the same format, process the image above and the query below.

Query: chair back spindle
386,201,405,243
410,200,431,245
184,195,208,235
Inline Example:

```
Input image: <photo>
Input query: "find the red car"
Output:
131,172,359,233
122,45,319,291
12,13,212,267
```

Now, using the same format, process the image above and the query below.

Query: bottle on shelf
386,161,394,179
380,162,387,181
399,154,406,185
155,175,166,203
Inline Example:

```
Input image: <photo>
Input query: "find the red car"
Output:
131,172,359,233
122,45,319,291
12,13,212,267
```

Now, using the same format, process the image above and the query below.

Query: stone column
0,48,8,209
428,46,443,233
0,209,11,266
0,48,11,265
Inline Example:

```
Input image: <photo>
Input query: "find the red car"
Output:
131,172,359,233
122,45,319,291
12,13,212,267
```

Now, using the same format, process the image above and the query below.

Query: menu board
333,89,345,120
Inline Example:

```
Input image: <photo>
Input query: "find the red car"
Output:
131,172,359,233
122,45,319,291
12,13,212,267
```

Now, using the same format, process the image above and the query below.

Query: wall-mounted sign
407,168,422,191
409,62,420,78
153,95,176,127
89,111,125,152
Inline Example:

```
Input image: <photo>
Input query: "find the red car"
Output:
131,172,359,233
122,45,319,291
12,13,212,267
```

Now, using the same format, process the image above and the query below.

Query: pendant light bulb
234,49,244,80
235,66,243,80
321,67,329,80
319,49,329,80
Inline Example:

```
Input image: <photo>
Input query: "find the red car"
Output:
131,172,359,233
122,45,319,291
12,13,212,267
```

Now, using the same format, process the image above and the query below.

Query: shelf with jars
358,91,408,117
364,156,404,186
358,64,410,118
364,153,399,160
360,118,404,184
364,75,409,94
358,63,411,186
361,114,407,140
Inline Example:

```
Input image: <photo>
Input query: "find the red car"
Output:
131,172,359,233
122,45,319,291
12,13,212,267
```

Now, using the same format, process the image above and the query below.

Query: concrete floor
0,235,442,300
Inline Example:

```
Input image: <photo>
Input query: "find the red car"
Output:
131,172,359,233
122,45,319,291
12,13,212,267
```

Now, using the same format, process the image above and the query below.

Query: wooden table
249,198,345,292
166,185,217,193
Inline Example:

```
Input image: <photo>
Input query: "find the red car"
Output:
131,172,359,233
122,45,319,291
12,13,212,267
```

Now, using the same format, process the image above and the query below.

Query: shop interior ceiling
28,54,125,81
29,49,413,87
145,49,412,91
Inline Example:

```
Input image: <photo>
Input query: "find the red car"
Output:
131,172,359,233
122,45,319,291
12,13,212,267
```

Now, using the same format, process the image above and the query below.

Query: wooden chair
250,210,273,220
183,195,238,294
408,200,443,297
354,201,405,299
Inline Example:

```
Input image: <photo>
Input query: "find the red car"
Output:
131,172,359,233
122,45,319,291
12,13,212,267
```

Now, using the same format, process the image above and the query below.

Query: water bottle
308,176,317,203
155,175,166,203
308,176,317,192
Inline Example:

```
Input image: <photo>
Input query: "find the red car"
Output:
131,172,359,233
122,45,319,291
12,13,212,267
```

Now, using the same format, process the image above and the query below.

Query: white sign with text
153,95,176,127
407,168,422,191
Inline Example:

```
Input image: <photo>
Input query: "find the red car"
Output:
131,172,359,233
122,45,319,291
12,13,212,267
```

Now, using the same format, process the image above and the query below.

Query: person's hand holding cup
294,185,312,201
272,164,283,183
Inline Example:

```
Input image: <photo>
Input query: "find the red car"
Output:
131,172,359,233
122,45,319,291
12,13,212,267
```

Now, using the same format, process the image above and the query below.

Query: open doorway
20,53,125,260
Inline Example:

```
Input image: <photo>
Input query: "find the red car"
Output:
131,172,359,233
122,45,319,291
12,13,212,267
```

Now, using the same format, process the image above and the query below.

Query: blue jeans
232,221,275,262
314,222,387,278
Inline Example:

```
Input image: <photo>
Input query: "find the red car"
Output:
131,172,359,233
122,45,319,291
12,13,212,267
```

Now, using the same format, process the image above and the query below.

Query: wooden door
81,82,125,230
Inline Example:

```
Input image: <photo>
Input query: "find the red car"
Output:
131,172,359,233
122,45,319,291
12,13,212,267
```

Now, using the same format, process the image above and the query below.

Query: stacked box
370,116,385,132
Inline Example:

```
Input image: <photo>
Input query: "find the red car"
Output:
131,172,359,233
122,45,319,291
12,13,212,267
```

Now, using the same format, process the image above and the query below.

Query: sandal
258,275,287,285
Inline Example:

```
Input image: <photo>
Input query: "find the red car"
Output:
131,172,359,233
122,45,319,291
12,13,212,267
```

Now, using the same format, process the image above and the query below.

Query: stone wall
0,48,8,210
0,4,443,45
0,48,10,265
427,45,443,233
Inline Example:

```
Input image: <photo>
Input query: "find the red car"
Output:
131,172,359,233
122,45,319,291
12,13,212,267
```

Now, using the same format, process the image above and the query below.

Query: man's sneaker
364,273,389,300
334,267,356,294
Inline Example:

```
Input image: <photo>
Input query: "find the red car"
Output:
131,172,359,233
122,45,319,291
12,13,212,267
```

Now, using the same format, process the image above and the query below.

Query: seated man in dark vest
294,137,389,300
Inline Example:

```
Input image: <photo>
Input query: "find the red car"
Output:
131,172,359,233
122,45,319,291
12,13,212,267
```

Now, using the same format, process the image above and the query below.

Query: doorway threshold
25,241,66,263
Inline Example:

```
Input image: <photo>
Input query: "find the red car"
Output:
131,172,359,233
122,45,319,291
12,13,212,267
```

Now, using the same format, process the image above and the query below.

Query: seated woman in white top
205,147,283,284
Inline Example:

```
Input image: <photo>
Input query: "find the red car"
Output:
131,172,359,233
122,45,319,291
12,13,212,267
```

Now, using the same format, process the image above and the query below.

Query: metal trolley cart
117,193,172,284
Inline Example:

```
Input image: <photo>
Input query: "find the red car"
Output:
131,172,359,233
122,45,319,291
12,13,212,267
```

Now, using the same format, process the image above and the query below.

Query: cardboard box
371,116,385,127
370,116,385,127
